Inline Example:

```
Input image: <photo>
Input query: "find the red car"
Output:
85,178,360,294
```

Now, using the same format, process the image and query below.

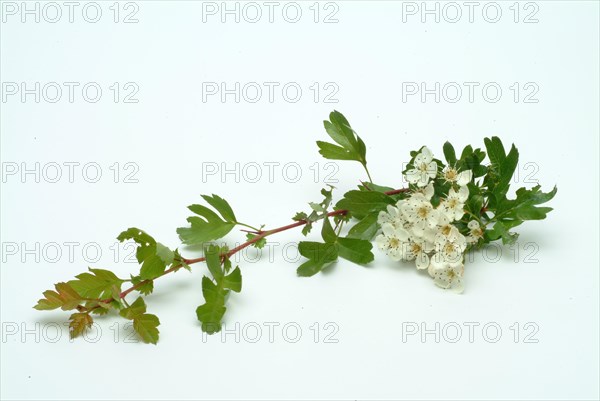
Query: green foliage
68,268,124,299
293,186,334,235
34,282,82,311
317,111,367,166
246,233,267,249
119,297,160,344
117,228,175,280
177,194,237,245
68,312,93,339
335,190,395,219
34,111,556,344
296,217,374,276
196,245,242,334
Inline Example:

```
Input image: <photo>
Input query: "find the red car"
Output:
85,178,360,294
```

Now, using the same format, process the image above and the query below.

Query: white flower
433,232,467,268
402,235,434,269
429,261,464,293
378,205,410,230
412,182,435,200
435,223,461,244
375,223,410,262
440,185,469,221
466,220,484,244
405,147,437,187
442,166,473,186
400,195,439,237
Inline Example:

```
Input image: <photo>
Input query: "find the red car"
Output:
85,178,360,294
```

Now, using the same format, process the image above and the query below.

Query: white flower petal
423,182,435,200
426,161,437,178
405,169,420,184
415,252,430,270
457,170,473,186
420,147,433,163
458,185,469,201
467,220,480,230
382,223,396,237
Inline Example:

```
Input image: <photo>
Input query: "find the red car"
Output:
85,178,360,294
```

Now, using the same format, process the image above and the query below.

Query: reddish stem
107,188,408,302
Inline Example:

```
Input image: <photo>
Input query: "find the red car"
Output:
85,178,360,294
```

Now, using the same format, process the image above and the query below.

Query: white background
1,1,599,400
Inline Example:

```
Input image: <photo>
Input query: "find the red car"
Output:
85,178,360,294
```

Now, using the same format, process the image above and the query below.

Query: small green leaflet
177,194,237,245
296,217,374,277
68,312,93,339
119,297,160,344
443,141,457,164
296,241,338,277
130,275,154,295
34,282,82,311
196,245,242,334
117,228,175,280
293,186,334,236
317,111,368,168
335,190,395,219
67,268,124,299
246,233,267,249
486,221,519,245
483,136,519,199
347,212,379,240
336,237,374,264
496,185,557,218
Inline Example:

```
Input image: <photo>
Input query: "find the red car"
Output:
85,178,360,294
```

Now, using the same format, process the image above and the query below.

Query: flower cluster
375,147,483,293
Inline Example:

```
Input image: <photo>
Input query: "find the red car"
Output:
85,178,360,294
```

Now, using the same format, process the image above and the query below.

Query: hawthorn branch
104,187,409,303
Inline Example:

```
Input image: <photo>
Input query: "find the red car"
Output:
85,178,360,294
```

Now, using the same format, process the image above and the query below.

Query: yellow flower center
417,206,429,218
441,225,452,236
445,169,457,181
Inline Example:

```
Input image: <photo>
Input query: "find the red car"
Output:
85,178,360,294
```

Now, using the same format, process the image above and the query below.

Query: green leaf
119,297,160,344
117,228,175,280
487,221,519,245
201,194,237,222
317,141,359,161
497,144,519,197
196,276,227,334
292,212,308,221
222,267,242,293
321,217,337,243
155,243,174,265
119,296,147,319
68,268,124,299
443,141,457,164
196,302,226,335
34,282,82,311
133,314,160,344
130,275,154,295
336,237,374,264
68,312,93,339
484,137,506,167
318,111,367,168
347,212,380,240
513,205,553,220
177,197,237,245
497,185,557,216
117,228,157,264
336,190,394,219
196,246,243,334
204,245,224,281
360,182,395,193
246,233,267,249
297,242,338,277
140,254,167,280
